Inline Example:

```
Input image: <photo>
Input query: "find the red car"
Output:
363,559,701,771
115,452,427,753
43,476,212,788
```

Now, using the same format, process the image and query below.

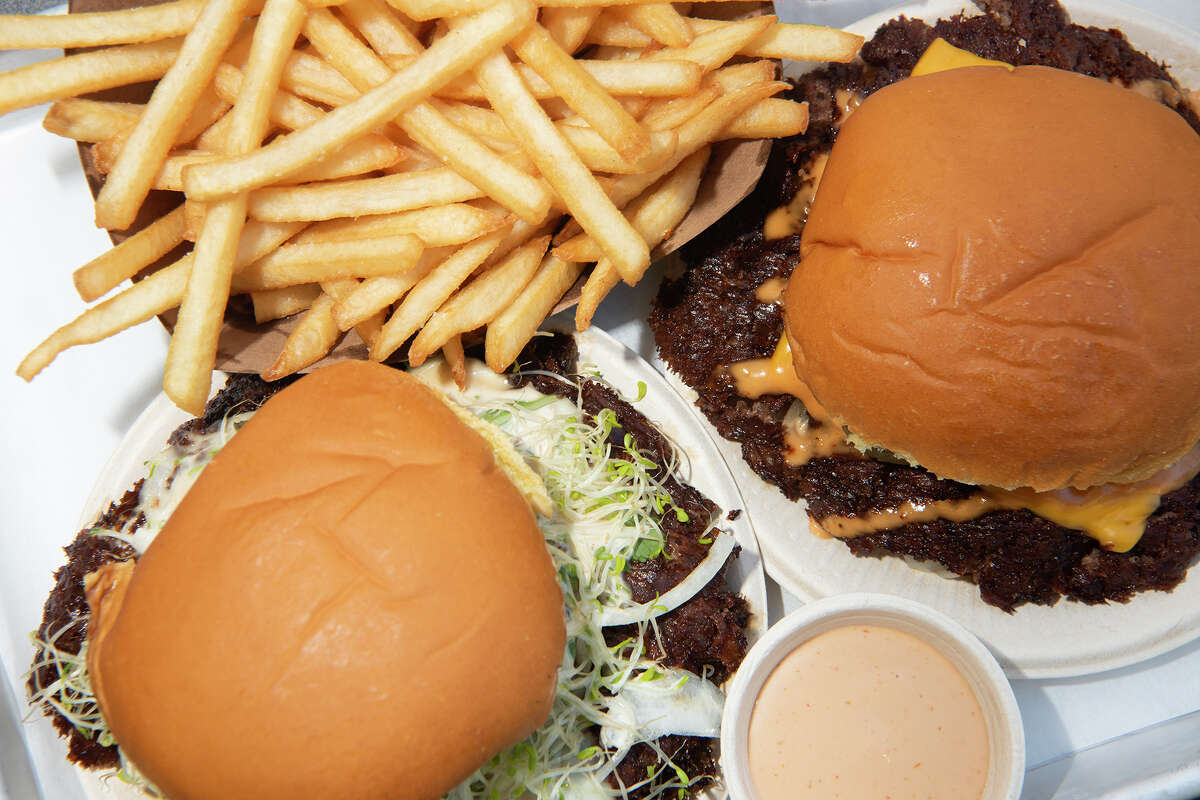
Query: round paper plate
684,0,1200,679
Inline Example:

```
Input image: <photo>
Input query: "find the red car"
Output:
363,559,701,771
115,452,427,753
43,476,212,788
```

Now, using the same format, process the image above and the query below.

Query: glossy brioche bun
785,65,1200,491
86,361,565,800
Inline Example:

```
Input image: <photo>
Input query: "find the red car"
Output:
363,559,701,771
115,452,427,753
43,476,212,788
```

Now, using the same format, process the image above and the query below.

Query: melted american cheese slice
911,38,1014,76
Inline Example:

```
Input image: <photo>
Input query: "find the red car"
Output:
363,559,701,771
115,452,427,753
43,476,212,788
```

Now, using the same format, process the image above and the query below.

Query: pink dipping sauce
747,625,989,800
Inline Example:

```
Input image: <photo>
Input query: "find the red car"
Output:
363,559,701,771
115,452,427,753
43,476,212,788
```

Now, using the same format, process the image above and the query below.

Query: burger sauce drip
725,337,856,465
762,90,860,242
763,151,830,241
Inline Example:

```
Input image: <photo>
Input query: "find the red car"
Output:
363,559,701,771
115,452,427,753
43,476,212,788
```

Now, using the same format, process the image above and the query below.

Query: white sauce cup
720,593,1024,800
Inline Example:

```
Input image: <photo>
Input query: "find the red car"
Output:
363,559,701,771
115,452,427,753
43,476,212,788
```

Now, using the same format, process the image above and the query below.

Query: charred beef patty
651,0,1200,612
32,338,748,794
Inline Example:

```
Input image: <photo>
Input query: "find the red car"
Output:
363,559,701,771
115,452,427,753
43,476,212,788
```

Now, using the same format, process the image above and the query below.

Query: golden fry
261,292,341,380
407,234,549,364
74,205,188,302
302,204,507,247
0,0,204,49
0,39,181,117
539,6,601,54
231,234,425,291
43,99,141,143
372,228,509,360
247,167,484,221
440,58,702,100
164,0,306,412
486,252,584,370
252,283,322,322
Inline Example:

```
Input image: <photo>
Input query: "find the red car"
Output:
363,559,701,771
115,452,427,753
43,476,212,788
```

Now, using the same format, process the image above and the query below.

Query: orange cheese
911,38,1014,76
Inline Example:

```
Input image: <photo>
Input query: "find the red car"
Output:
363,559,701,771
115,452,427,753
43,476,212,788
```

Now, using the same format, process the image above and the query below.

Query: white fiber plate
694,0,1200,680
10,327,767,799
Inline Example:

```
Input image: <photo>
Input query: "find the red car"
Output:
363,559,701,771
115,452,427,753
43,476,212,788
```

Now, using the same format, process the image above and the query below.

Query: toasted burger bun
785,65,1200,491
86,361,566,800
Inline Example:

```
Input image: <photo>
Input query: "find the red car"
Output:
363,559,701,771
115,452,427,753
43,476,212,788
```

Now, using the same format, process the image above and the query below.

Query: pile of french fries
6,0,861,413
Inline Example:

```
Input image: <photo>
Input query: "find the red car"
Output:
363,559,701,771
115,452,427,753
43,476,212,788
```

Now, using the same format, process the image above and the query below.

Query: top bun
87,361,565,800
785,65,1200,491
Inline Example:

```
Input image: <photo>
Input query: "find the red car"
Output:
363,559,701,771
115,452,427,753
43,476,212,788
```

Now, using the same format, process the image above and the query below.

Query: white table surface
2,1,1200,798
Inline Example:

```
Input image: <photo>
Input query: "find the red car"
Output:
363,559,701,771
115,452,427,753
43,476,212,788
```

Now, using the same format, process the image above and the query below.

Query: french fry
725,98,810,139
183,0,537,201
510,22,651,162
328,246,451,330
443,334,468,390
183,200,208,241
703,18,863,62
644,15,775,73
604,80,788,207
392,0,742,20
705,59,776,91
639,83,722,131
371,228,509,360
558,144,709,265
613,3,692,48
470,50,649,283
231,233,425,291
281,135,406,183
301,204,507,247
319,278,386,347
588,17,863,62
439,58,702,100
73,205,188,302
18,260,193,382
18,219,305,381
0,39,181,117
407,234,549,364
261,292,341,380
539,6,601,54
301,7,552,223
247,167,485,221
165,0,305,412
0,0,205,49
252,283,323,322
279,50,361,106
43,99,142,144
95,0,254,231
486,253,584,371
339,0,423,57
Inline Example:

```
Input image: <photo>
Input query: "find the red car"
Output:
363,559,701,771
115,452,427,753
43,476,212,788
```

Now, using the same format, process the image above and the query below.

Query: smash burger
652,4,1200,610
32,338,752,799
782,62,1200,543
83,361,566,800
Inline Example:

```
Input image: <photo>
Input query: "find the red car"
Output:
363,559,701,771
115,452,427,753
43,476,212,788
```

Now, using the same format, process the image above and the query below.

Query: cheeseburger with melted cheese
652,0,1200,611
781,64,1200,559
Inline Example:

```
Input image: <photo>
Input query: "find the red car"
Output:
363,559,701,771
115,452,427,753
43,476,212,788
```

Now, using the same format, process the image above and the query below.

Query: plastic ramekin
720,593,1025,800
